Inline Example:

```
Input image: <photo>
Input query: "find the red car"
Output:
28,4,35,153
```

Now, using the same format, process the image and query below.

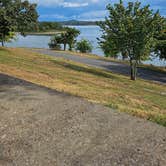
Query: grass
0,47,166,126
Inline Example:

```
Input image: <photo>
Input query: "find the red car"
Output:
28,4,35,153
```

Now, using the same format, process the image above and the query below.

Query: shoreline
25,31,65,36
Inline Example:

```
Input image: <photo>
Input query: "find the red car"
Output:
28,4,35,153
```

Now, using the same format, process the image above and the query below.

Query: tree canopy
154,29,166,60
63,27,80,51
0,0,38,46
98,0,165,80
48,27,80,51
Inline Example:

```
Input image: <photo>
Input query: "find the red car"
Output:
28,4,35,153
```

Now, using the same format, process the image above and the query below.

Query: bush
76,39,92,53
48,35,61,50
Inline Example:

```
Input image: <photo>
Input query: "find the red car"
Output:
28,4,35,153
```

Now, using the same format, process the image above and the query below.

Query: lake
6,25,166,67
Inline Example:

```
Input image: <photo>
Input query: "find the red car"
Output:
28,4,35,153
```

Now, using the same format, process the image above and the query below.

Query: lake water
6,25,166,67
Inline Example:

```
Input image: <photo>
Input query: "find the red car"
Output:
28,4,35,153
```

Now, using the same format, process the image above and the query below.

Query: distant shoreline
58,20,98,26
25,31,65,36
25,25,99,36
64,24,98,26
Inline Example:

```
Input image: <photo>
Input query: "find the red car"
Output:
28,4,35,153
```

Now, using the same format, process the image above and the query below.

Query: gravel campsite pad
0,73,166,166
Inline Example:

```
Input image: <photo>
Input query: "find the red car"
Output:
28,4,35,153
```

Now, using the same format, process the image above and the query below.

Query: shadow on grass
51,59,116,79
0,48,8,55
138,66,166,74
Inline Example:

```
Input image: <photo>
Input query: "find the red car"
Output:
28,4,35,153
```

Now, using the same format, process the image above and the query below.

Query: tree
48,34,62,50
48,27,80,51
98,35,119,58
0,0,38,46
61,32,68,51
0,32,16,45
76,39,92,53
63,27,80,51
0,7,13,46
98,0,165,80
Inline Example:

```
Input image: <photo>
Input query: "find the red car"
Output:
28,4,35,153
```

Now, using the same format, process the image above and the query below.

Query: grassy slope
0,47,166,126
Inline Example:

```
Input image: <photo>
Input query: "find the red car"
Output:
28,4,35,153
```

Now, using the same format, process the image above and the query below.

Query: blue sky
30,0,166,21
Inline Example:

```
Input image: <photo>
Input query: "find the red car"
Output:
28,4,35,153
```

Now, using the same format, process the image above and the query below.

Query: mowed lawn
0,47,166,126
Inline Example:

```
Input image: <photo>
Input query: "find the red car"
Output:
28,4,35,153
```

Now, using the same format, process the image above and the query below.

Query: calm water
6,25,166,67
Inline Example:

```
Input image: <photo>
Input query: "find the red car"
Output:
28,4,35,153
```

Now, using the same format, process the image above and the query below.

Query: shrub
76,39,92,53
48,35,61,50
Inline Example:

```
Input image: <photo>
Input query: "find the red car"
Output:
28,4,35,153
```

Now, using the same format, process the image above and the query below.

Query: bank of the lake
25,31,64,36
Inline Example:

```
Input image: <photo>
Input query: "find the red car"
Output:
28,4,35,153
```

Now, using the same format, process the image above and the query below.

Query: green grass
0,47,166,126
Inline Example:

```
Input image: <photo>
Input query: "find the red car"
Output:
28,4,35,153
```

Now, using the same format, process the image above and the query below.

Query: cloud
62,2,88,8
40,14,66,20
35,0,166,21
77,10,108,21
30,0,95,8
30,0,63,7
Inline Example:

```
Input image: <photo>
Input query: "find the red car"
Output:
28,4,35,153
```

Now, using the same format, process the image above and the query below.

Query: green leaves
0,0,38,45
76,39,92,53
154,29,166,60
63,27,80,51
48,27,80,51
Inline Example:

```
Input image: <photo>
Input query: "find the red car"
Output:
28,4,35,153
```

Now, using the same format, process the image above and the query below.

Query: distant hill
59,20,97,26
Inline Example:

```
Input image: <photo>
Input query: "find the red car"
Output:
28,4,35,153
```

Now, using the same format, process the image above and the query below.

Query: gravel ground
33,49,166,84
0,73,166,166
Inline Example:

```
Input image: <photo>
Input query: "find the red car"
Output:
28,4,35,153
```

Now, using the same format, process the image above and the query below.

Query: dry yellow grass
0,47,166,125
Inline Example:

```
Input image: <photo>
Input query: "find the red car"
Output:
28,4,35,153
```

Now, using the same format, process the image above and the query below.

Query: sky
29,0,166,21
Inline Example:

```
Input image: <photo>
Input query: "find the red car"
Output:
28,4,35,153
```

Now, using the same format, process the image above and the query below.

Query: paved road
0,73,166,165
33,49,166,84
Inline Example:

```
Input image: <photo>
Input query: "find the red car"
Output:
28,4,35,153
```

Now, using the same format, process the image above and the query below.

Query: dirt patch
0,73,166,166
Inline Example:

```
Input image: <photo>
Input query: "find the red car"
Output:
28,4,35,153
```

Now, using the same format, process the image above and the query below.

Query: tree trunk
64,43,66,51
1,34,4,47
134,62,137,80
122,50,128,61
69,43,72,51
1,41,4,47
130,59,137,81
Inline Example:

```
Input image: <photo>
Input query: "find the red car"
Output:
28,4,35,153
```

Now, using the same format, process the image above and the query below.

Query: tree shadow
0,73,77,98
0,73,30,86
51,60,116,79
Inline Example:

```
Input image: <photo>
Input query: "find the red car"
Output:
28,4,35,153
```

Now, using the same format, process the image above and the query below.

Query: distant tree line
36,22,63,32
32,20,97,32
59,20,97,26
26,20,97,33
